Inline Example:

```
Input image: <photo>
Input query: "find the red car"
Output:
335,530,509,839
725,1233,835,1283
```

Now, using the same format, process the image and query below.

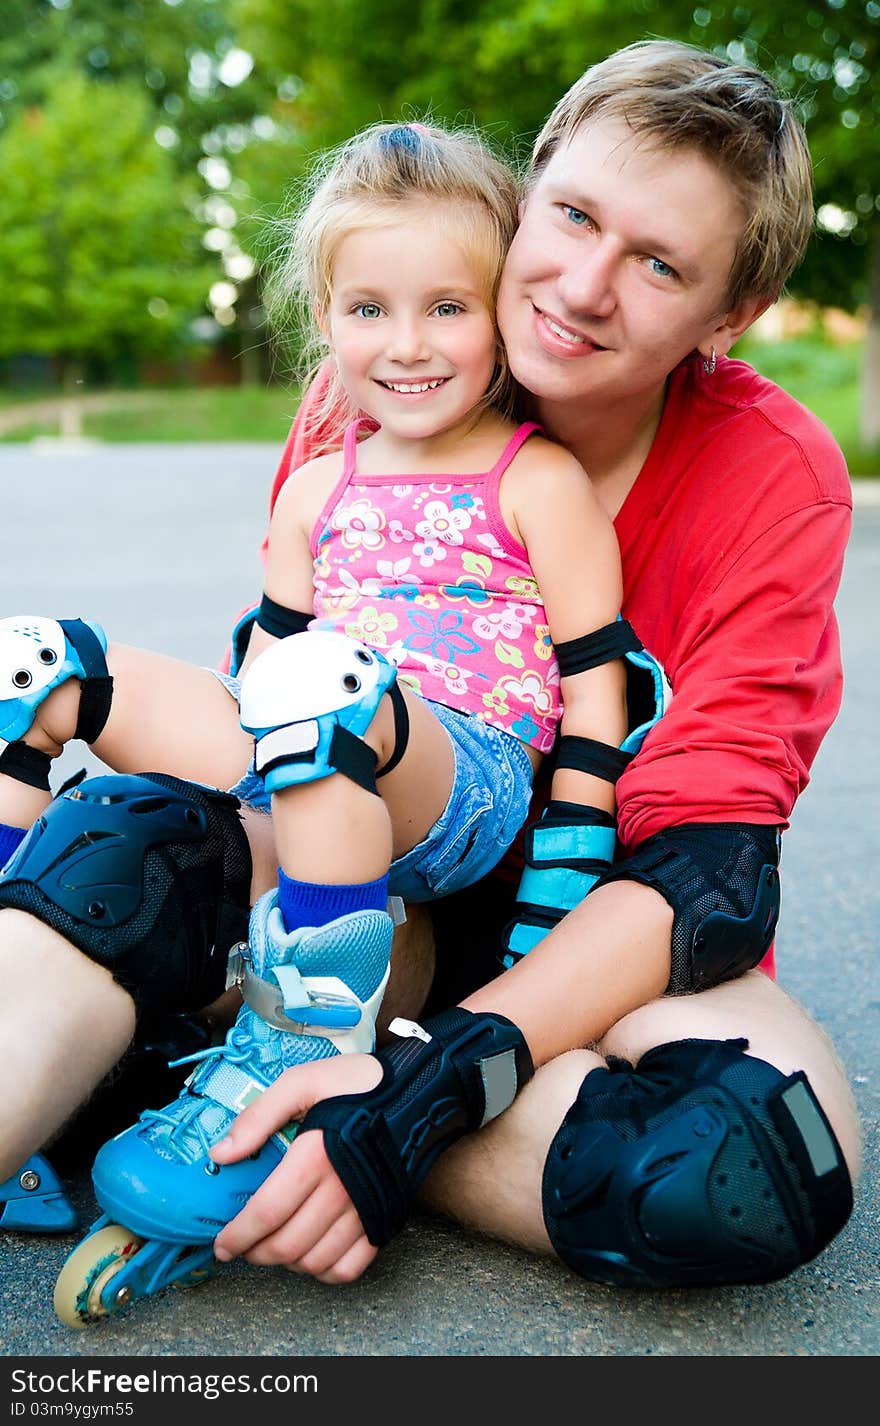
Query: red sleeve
616,499,852,850
262,361,342,557
217,364,343,671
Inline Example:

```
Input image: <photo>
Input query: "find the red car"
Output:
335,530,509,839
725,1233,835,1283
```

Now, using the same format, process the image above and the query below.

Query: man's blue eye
648,258,674,279
563,205,589,226
356,303,382,319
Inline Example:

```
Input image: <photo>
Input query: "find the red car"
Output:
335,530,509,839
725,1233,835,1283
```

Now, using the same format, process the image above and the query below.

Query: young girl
3,122,663,1320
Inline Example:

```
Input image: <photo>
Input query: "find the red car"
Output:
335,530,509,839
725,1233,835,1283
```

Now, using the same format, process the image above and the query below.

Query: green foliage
0,72,213,365
0,0,263,168
736,334,878,472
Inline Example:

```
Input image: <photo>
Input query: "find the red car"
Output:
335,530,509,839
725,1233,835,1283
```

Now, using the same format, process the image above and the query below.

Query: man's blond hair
530,40,814,305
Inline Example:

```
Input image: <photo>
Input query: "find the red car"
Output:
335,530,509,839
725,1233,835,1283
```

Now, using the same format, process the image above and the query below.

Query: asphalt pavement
0,441,877,1358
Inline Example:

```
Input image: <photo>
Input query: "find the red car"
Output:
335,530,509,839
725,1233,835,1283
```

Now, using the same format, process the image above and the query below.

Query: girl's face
497,116,756,416
326,205,499,443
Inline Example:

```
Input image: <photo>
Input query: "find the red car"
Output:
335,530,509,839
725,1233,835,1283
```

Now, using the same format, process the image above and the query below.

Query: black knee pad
0,771,252,1019
597,823,781,993
543,1037,853,1288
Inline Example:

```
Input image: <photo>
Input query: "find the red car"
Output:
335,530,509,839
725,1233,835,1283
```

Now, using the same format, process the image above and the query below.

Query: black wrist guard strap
299,1006,534,1247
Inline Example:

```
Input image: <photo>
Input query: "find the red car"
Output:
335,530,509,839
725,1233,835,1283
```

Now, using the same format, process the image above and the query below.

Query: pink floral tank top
308,419,562,753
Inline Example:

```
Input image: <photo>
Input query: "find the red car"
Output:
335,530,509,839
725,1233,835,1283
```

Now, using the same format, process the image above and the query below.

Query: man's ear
699,293,775,362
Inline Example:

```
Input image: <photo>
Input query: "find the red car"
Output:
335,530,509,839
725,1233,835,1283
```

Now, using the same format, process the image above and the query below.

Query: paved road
1,443,877,1357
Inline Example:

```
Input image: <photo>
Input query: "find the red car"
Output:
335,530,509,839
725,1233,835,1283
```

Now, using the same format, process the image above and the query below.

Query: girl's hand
210,1053,383,1283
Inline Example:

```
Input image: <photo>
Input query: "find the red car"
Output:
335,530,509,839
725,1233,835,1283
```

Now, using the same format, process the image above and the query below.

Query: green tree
0,2,282,377
0,0,266,168
0,73,213,384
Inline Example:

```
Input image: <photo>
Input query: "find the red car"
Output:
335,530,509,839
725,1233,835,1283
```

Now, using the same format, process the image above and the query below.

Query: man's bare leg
0,912,137,1180
419,972,860,1255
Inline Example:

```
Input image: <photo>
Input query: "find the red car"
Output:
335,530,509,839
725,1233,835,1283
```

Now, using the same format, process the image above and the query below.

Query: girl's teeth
385,379,446,393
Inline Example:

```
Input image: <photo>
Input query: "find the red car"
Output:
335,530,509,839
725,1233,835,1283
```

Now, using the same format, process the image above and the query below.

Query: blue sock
0,822,26,869
277,869,389,934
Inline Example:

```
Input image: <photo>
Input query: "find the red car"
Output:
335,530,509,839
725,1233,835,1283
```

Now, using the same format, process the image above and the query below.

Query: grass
0,384,300,444
733,335,877,475
1,338,877,472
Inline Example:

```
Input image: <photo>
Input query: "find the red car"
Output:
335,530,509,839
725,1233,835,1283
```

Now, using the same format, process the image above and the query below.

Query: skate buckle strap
226,944,363,1031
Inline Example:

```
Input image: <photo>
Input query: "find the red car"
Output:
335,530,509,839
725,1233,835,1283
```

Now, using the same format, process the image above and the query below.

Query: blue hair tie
381,125,422,153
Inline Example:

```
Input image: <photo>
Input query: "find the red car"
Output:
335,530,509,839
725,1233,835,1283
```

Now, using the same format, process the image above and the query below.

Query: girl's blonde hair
265,121,521,450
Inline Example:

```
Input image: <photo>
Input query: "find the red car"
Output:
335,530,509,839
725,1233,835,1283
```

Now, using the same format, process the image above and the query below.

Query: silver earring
702,346,716,376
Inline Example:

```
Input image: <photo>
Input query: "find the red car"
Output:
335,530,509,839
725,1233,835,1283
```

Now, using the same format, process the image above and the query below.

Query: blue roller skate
1,1154,78,1232
53,889,393,1327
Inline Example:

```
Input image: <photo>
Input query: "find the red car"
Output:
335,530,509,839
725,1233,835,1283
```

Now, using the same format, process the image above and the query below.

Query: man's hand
210,1053,383,1284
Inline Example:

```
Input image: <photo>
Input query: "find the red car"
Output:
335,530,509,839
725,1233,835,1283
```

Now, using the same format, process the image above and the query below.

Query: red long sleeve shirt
612,356,851,849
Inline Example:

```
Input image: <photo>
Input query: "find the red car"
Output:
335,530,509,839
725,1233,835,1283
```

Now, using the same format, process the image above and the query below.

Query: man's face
497,117,746,412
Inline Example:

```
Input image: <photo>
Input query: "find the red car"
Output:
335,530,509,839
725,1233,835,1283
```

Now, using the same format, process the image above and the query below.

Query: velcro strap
517,862,602,912
555,734,632,784
501,812,616,967
527,819,617,868
256,594,313,640
254,719,320,773
555,619,642,677
58,620,113,744
329,724,379,794
503,913,562,965
0,740,52,791
254,719,379,795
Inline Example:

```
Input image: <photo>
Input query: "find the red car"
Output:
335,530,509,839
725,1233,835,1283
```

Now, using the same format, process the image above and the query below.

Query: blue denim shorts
213,670,534,903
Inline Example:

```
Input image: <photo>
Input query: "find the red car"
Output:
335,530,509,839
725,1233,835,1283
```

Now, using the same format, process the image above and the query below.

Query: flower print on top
308,418,563,752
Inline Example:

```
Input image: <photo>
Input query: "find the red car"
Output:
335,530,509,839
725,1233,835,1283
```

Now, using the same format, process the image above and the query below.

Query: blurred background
0,0,877,472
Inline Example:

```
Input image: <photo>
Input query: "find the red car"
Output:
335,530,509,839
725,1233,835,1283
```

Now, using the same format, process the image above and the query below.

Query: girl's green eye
356,303,382,319
435,302,461,317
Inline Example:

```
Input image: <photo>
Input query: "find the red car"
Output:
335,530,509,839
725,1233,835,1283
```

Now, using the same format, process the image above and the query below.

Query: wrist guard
501,802,616,967
299,1006,534,1247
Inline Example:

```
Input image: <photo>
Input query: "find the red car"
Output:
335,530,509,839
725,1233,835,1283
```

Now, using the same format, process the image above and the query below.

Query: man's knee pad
0,616,112,744
239,630,397,796
598,823,782,993
542,1038,853,1288
0,772,252,1019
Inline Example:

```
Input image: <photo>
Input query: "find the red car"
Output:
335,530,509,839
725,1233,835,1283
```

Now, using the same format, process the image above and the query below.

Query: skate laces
139,1025,258,1164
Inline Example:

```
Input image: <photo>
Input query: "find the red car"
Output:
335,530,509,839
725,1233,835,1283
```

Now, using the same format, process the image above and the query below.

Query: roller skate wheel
53,1223,144,1328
